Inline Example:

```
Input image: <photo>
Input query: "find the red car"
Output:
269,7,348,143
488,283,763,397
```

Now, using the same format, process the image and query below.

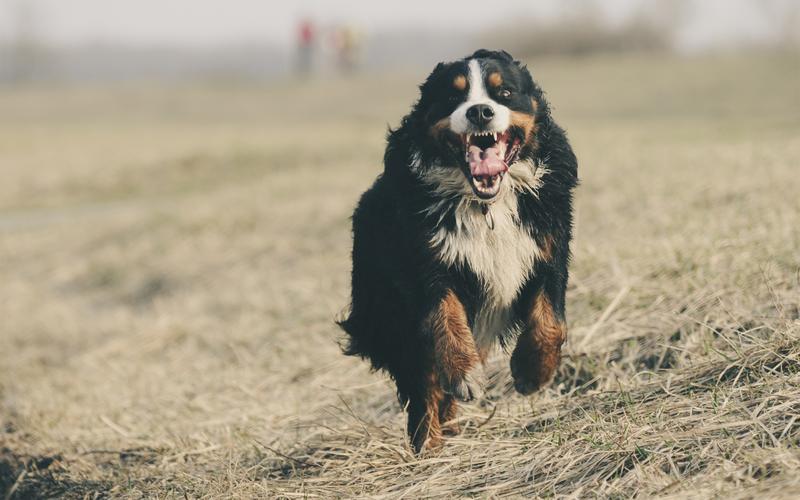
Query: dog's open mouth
462,129,522,199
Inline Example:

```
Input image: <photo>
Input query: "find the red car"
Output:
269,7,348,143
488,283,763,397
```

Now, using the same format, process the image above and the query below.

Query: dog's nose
466,104,495,127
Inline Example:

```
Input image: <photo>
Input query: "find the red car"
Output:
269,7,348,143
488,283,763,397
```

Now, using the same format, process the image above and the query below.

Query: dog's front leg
510,289,567,395
426,290,484,402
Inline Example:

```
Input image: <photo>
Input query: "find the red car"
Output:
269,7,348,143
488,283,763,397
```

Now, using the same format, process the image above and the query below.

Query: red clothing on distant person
296,19,315,75
299,21,314,46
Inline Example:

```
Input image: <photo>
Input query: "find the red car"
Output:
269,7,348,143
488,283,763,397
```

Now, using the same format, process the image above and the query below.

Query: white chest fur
429,193,541,349
417,157,548,349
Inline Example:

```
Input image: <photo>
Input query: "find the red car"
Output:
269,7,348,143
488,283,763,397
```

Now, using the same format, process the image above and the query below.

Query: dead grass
0,53,799,498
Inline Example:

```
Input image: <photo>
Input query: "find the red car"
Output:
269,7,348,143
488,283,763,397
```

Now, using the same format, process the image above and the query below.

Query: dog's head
407,49,546,200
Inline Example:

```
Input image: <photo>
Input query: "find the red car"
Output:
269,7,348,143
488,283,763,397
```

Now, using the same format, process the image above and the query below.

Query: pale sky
0,0,789,50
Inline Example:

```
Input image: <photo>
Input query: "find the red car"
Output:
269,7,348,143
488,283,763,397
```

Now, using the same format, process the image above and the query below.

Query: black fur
338,49,578,449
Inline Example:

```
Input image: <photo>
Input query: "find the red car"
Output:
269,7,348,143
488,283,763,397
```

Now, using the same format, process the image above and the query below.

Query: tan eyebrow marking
453,75,467,91
488,72,503,88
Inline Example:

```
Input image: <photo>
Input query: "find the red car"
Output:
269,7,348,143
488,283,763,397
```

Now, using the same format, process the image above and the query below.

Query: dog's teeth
493,132,497,141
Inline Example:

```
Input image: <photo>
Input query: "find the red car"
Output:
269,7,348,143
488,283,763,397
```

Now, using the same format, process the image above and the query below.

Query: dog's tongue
468,145,507,178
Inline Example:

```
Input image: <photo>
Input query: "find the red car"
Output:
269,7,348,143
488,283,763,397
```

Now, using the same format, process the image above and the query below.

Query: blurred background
1,0,799,82
1,1,799,497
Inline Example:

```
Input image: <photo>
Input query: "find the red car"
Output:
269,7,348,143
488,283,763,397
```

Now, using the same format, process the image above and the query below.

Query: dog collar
481,203,495,230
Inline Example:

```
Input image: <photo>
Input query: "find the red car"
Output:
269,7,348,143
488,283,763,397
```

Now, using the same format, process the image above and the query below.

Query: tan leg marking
427,290,483,401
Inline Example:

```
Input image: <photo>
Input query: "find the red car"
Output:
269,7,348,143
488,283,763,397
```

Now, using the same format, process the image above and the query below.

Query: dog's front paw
510,343,560,395
442,366,485,402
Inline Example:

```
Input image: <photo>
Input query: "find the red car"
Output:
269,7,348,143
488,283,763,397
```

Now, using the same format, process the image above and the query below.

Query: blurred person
296,18,316,75
332,24,361,73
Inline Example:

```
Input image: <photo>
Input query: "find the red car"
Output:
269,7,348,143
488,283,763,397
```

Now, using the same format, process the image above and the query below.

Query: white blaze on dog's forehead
467,59,489,102
448,58,511,135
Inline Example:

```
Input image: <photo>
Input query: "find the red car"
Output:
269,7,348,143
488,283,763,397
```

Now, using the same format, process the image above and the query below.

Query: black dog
339,49,577,452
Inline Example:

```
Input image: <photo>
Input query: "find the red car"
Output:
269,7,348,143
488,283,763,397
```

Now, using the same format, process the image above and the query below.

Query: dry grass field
1,53,799,498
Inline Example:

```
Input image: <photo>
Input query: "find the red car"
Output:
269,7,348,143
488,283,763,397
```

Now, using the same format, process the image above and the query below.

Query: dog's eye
498,89,512,99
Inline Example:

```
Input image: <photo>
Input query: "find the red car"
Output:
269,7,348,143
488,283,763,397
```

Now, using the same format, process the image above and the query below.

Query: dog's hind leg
426,290,484,402
438,394,461,436
407,391,464,452
406,370,444,453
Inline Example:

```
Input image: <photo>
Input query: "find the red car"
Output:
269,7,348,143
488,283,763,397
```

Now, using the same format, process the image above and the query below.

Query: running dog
339,49,578,452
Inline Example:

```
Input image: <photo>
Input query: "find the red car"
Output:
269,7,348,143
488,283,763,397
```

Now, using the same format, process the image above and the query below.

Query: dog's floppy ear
470,49,513,62
416,61,451,111
516,62,536,93
418,62,445,93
